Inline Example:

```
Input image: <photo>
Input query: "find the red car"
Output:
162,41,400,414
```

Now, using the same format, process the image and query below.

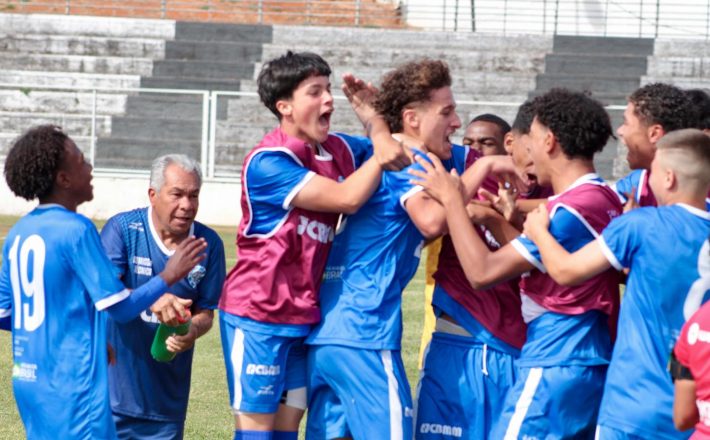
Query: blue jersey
511,174,621,367
597,204,710,439
306,138,467,350
100,207,225,422
0,205,127,440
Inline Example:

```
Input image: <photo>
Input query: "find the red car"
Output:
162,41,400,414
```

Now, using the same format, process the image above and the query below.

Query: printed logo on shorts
419,423,462,437
187,265,206,288
246,363,281,376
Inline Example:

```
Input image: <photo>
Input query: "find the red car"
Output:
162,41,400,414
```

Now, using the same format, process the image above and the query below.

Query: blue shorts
113,413,184,440
220,313,307,414
595,424,650,440
415,331,517,440
490,364,607,439
306,345,414,440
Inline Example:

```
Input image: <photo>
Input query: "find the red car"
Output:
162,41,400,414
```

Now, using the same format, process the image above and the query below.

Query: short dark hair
629,83,698,132
685,88,710,130
531,88,613,160
257,51,331,119
4,125,69,201
374,59,452,133
469,113,511,135
511,100,535,135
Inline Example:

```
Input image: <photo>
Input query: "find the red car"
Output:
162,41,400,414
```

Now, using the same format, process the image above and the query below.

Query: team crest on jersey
187,265,206,288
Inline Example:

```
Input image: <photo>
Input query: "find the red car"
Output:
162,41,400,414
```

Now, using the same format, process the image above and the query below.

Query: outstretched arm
410,154,532,289
523,204,611,285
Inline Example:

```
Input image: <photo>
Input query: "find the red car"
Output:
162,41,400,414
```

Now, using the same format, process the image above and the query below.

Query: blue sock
273,431,298,440
234,430,273,440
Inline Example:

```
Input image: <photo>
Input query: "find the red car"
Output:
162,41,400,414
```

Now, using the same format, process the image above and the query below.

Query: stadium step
0,34,166,58
174,22,273,43
165,40,263,61
94,137,202,169
552,35,655,56
110,116,203,139
0,13,175,39
543,54,648,77
152,59,254,80
139,76,241,91
0,89,127,115
0,52,153,76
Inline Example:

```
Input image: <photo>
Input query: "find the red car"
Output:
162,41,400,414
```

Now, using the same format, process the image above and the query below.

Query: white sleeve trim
0,309,10,318
95,288,131,311
597,236,624,271
282,171,316,210
399,186,424,209
511,237,546,273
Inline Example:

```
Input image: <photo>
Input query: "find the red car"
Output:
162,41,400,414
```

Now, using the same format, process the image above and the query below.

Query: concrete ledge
0,13,175,39
0,172,242,227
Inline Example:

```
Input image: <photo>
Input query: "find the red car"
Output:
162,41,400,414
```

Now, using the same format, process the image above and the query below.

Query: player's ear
55,168,71,191
148,187,157,203
402,107,419,130
275,99,293,118
647,124,664,144
503,132,514,155
664,166,677,191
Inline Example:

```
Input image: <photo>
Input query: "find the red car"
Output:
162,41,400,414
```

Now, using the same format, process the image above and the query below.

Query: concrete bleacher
0,13,172,162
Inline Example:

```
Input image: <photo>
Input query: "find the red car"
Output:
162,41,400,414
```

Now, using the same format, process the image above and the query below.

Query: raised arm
522,204,611,285
410,154,532,289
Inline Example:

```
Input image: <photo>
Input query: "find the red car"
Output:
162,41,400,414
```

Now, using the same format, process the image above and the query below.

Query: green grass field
0,215,426,438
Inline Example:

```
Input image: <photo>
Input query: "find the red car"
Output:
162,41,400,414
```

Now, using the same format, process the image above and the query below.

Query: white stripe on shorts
230,328,245,412
504,367,543,440
381,350,404,440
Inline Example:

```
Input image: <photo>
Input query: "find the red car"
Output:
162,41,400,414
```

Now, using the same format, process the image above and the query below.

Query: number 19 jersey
0,205,127,439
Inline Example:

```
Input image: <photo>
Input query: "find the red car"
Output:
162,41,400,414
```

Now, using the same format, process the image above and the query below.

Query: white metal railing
2,0,710,38
0,84,628,181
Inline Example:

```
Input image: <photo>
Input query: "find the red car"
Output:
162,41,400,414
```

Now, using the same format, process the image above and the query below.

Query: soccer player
614,83,699,208
218,51,408,440
0,125,206,439
417,112,512,369
100,154,226,439
411,89,622,439
523,128,710,439
461,113,511,156
305,59,520,440
673,295,710,438
415,101,552,440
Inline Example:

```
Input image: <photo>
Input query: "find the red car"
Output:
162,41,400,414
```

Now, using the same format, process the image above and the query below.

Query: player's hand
165,326,198,354
150,293,193,327
409,153,464,207
466,200,500,225
623,187,640,213
341,73,378,126
522,203,550,241
160,236,207,286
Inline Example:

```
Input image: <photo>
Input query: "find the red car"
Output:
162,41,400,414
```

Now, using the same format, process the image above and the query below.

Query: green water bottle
150,310,192,362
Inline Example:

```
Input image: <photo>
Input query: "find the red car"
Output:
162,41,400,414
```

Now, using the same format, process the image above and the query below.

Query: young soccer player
614,83,699,208
0,125,205,439
304,59,521,440
101,154,226,439
523,129,710,439
415,101,552,440
673,293,710,438
411,89,622,439
218,51,408,440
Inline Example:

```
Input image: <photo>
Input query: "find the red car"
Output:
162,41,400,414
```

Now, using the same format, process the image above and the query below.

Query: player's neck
39,193,79,212
550,158,596,195
658,191,707,210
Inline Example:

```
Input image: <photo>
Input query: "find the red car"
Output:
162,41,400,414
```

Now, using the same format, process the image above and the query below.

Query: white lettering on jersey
418,423,463,437
297,215,334,244
9,235,46,332
698,399,710,427
132,256,153,276
687,322,710,345
323,266,344,281
135,266,152,276
12,362,37,382
246,364,281,376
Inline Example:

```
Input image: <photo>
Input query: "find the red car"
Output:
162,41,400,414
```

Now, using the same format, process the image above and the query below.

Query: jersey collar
677,203,710,220
146,206,195,256
549,173,602,200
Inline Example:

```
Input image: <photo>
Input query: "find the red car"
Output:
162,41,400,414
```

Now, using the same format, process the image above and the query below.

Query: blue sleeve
196,230,226,310
388,150,432,212
247,151,313,210
598,209,643,271
612,170,642,203
512,207,597,272
100,216,127,278
334,132,373,168
0,244,11,331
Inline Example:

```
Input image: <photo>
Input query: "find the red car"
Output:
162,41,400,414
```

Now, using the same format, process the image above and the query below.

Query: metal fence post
161,0,166,18
553,0,559,35
258,0,263,24
470,0,476,32
639,0,643,37
454,0,459,31
443,0,447,31
355,0,361,26
90,89,97,167
65,0,70,14
208,92,218,178
201,92,210,179
654,0,659,38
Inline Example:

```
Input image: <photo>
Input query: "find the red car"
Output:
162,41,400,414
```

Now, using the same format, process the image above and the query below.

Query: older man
100,154,226,439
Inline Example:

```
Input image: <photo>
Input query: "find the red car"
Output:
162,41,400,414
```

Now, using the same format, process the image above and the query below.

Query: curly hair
257,51,331,119
629,83,698,132
4,125,69,201
531,89,613,160
685,88,710,130
512,100,535,134
374,59,452,133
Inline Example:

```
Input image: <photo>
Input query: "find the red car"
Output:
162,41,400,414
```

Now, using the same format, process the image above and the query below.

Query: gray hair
149,154,202,191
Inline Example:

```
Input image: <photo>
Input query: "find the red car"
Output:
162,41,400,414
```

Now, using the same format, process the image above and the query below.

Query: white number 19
8,235,46,331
